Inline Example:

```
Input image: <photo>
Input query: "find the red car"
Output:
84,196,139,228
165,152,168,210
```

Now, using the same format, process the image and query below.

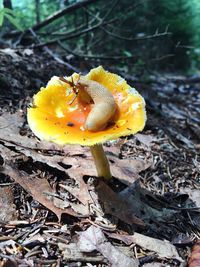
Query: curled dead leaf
107,232,183,262
78,226,139,267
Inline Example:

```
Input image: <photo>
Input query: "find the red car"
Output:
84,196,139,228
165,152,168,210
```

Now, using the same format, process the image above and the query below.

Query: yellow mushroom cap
27,66,146,146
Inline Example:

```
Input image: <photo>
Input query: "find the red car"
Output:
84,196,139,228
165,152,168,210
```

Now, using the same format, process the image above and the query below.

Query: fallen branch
32,0,98,31
4,0,98,38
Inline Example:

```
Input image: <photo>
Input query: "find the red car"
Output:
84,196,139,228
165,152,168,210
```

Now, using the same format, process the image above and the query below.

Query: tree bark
3,0,13,9
35,0,40,24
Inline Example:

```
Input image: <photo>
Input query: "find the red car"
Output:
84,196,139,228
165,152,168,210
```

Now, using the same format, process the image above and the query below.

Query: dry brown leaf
119,182,178,225
179,187,200,207
135,133,157,147
0,187,18,223
91,180,145,226
70,202,89,216
53,197,70,209
110,157,152,185
1,258,19,267
106,146,153,185
0,112,24,134
107,232,183,262
2,163,79,220
78,225,139,267
53,194,89,216
188,240,200,267
0,112,64,151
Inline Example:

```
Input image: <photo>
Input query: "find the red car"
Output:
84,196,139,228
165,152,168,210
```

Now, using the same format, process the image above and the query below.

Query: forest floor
0,48,199,267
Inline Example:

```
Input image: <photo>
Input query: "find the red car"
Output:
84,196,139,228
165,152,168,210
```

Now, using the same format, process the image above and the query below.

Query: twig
58,41,136,60
39,16,97,37
84,6,171,41
45,47,79,72
149,54,174,62
39,24,87,37
101,0,120,20
103,28,171,41
23,18,116,49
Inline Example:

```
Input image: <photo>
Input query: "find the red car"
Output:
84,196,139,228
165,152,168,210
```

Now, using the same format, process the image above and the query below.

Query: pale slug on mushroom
78,76,116,131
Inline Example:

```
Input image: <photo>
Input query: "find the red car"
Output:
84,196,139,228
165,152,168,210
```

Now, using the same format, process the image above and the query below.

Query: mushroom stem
90,144,112,180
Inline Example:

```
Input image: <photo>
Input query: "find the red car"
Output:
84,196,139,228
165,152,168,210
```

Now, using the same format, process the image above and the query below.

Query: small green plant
0,7,22,30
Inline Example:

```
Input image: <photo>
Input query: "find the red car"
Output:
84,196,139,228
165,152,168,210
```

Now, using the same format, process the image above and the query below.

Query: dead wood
4,0,98,38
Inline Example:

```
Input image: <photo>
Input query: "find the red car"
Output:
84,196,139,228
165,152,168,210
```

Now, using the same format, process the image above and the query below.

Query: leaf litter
78,225,139,267
0,110,192,266
0,108,197,266
0,112,152,222
0,53,200,266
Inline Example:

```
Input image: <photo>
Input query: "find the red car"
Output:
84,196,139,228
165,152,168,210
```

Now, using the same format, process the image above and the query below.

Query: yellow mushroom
27,66,146,180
